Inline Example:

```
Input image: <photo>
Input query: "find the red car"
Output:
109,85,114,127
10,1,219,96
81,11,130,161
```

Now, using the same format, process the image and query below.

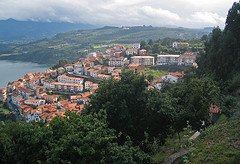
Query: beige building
130,56,155,66
157,55,180,65
57,74,84,84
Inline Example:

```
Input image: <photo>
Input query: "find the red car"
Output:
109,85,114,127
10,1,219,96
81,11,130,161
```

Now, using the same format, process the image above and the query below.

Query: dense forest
1,1,240,163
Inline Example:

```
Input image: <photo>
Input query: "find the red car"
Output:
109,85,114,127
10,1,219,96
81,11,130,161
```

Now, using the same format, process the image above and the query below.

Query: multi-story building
132,43,141,49
52,82,84,93
126,48,138,56
172,42,189,49
156,55,180,65
108,57,128,67
57,74,84,84
24,99,46,107
178,52,196,66
131,56,155,66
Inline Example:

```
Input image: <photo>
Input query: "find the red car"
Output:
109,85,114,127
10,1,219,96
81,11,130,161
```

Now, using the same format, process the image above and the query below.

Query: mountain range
0,19,96,41
0,21,213,64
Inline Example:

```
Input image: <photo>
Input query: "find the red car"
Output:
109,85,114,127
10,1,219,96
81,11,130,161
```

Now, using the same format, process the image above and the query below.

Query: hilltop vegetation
0,26,211,64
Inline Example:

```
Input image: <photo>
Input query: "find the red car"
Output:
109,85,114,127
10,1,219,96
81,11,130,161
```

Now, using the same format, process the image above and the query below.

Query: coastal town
0,42,196,122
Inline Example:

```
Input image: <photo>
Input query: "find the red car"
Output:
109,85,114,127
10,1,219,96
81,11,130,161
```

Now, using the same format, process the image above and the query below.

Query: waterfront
0,60,48,88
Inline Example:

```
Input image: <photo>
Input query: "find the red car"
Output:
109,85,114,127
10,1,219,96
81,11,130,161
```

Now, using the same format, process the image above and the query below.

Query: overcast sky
0,0,237,28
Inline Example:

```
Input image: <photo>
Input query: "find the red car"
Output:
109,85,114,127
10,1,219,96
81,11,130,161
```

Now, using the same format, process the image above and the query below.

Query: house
24,99,46,107
113,45,126,51
87,68,100,78
74,66,84,75
172,42,189,49
11,94,24,107
42,79,55,90
0,88,7,102
70,92,91,104
131,56,155,66
132,43,141,49
156,55,180,65
64,64,74,72
178,52,196,66
17,87,35,99
128,63,145,73
126,48,138,56
98,74,111,80
161,75,179,84
74,61,84,67
139,49,147,56
26,78,40,90
85,81,94,90
107,67,116,74
108,57,127,67
209,104,221,123
57,67,65,75
93,64,104,70
114,51,123,58
22,106,41,122
168,71,185,78
42,95,60,103
47,69,58,78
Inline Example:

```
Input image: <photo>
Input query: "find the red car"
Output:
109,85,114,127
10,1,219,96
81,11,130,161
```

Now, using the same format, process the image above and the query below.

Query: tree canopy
0,111,150,163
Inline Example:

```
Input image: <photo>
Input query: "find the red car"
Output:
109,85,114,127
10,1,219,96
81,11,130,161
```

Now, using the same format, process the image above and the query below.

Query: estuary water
0,60,48,88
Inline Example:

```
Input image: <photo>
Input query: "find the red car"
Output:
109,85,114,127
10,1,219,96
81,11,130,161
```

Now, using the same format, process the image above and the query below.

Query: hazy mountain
0,19,97,41
0,25,211,64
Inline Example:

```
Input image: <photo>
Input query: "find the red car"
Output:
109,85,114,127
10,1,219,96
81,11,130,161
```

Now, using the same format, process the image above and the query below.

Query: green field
144,68,167,79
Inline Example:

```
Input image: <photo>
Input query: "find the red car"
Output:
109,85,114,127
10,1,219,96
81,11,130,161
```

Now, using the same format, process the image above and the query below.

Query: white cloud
0,0,237,28
192,12,225,24
141,6,181,21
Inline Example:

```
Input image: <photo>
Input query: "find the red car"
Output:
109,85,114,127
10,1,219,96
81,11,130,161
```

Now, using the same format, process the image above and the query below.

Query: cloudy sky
0,0,237,28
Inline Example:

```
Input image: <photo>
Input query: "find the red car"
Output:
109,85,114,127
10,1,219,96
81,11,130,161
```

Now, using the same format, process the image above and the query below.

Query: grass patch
144,68,167,80
0,54,18,57
185,115,240,163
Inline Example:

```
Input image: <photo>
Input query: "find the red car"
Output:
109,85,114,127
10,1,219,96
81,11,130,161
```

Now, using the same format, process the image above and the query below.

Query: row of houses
156,52,196,66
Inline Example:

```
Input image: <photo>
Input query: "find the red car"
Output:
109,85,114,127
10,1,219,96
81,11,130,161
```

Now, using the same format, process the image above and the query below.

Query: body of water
0,60,48,88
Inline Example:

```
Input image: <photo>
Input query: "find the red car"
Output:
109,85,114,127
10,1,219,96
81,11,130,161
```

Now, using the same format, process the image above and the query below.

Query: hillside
186,115,240,163
0,26,211,64
0,19,96,41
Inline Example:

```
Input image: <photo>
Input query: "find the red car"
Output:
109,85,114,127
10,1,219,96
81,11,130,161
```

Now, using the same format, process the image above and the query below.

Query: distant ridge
0,19,97,41
0,25,212,64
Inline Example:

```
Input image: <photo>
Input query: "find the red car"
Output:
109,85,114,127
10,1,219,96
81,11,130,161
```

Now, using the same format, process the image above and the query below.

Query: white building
108,58,128,67
172,42,189,49
65,65,74,72
58,74,84,84
132,43,141,49
52,82,84,93
156,55,180,65
131,56,155,66
161,75,179,84
73,66,84,75
24,99,46,107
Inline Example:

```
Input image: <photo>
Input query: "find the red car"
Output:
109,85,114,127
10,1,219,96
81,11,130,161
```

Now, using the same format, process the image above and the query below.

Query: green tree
0,112,150,163
88,70,175,147
169,77,221,132
140,41,147,49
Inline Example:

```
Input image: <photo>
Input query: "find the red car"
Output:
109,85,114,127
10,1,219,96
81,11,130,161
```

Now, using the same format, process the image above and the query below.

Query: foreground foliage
0,111,150,163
